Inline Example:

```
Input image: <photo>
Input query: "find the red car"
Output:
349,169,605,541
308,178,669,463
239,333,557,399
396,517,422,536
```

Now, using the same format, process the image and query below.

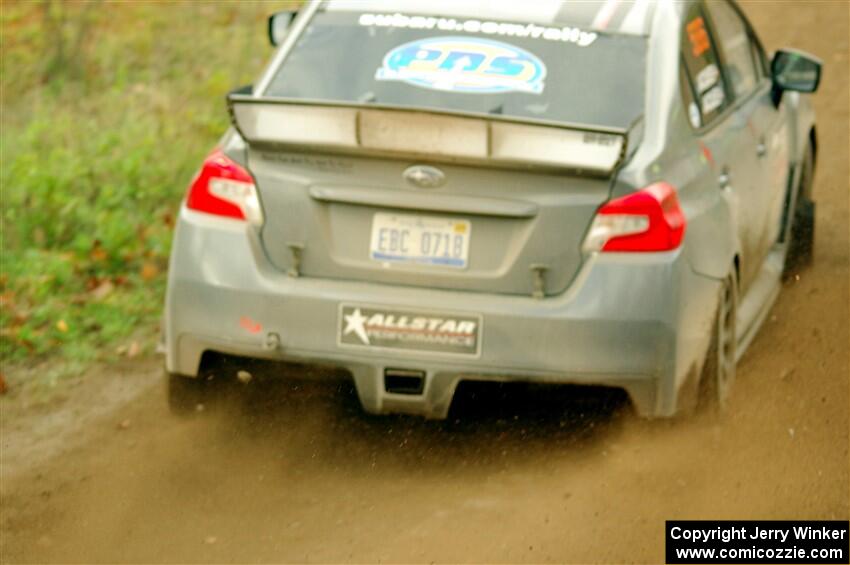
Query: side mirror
771,49,822,93
268,10,297,46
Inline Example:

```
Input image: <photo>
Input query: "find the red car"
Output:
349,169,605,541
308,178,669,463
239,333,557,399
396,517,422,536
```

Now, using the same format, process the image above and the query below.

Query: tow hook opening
384,368,426,395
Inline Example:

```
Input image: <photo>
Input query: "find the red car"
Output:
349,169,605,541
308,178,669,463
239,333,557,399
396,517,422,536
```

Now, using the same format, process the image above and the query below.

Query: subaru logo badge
403,165,445,189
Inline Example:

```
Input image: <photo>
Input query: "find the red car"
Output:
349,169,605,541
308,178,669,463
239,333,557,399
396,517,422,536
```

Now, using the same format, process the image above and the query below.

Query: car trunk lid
231,100,626,296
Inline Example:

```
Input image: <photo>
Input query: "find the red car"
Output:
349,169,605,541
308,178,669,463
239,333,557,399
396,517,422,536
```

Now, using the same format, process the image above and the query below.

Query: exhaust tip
384,368,425,395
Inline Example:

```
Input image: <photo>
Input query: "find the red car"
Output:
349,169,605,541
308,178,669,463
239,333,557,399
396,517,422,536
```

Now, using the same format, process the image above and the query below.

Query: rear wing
227,94,628,176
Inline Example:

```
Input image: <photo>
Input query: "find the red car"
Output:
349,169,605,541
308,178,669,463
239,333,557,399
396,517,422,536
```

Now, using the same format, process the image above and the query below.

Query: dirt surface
1,3,848,563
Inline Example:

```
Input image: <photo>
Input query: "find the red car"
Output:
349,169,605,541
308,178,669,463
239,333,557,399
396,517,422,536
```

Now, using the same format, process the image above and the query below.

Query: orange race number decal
687,17,711,57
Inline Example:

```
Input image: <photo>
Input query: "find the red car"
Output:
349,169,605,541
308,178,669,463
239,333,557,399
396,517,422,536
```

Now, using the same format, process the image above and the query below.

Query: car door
705,0,790,276
679,1,764,290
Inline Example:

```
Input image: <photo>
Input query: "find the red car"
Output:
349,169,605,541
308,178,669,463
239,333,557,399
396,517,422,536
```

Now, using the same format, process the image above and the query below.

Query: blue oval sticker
375,36,547,95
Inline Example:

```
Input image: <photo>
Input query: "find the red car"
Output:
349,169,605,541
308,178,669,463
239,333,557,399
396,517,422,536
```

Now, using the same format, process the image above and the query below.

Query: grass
1,1,291,377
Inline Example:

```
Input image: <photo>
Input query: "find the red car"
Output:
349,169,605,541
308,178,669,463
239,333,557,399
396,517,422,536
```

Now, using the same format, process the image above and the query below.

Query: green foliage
1,1,281,367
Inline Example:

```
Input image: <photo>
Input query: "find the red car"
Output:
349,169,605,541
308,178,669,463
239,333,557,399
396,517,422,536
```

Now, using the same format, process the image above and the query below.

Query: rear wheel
699,271,738,413
783,143,816,276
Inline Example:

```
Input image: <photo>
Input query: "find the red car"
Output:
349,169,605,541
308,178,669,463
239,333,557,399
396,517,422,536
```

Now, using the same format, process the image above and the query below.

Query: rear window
264,10,647,130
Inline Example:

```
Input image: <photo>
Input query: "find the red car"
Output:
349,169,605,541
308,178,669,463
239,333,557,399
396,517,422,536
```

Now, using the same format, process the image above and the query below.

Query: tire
783,143,816,277
167,372,216,416
698,270,738,413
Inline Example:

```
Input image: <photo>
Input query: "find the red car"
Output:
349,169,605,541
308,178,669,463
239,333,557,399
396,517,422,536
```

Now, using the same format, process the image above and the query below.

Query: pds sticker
375,36,547,95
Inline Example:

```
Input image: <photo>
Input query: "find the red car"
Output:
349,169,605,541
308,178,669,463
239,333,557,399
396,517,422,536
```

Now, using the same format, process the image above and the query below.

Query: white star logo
343,308,370,345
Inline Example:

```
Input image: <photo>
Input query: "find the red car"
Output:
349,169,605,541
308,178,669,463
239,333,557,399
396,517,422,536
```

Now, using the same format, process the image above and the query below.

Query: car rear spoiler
227,93,628,176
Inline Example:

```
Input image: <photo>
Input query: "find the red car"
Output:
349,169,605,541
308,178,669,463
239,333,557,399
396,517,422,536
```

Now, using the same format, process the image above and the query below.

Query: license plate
369,213,470,269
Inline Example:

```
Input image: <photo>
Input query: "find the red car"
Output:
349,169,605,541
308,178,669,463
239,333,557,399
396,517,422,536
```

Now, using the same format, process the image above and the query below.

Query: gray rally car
163,0,821,418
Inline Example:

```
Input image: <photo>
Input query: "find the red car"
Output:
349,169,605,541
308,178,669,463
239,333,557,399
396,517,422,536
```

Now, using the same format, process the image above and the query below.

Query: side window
680,3,728,128
748,40,767,78
747,29,770,80
679,59,700,130
706,0,760,98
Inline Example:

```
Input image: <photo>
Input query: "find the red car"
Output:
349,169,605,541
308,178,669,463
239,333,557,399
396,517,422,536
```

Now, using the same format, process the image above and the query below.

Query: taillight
583,182,685,253
186,149,263,225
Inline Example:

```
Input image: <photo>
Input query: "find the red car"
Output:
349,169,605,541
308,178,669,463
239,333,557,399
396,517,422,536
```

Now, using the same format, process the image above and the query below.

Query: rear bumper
165,208,720,418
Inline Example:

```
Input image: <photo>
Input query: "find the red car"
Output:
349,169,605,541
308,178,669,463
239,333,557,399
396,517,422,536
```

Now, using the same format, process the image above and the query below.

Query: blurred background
1,1,295,383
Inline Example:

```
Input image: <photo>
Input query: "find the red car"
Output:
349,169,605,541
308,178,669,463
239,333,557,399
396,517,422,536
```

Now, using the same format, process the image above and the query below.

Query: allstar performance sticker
338,304,481,357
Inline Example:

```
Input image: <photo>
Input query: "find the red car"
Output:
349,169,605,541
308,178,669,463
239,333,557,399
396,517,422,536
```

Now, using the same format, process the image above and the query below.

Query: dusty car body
163,0,821,418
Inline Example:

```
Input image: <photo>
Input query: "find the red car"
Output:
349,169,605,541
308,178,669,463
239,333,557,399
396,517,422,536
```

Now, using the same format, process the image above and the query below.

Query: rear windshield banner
265,11,646,130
